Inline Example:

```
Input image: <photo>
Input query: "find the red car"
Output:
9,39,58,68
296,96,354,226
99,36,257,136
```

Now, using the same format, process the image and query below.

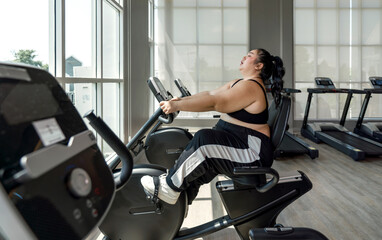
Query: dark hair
255,48,285,106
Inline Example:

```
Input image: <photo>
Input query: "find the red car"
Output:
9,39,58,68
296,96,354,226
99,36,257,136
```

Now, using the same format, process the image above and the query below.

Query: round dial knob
68,168,92,197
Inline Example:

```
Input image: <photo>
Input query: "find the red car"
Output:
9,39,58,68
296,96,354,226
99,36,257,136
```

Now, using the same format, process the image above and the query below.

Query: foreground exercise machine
301,77,382,161
353,76,382,143
88,77,327,240
0,62,133,240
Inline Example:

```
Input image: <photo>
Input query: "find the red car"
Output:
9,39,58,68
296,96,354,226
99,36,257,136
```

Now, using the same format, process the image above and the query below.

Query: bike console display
370,76,382,89
0,63,115,240
147,77,172,102
174,78,191,97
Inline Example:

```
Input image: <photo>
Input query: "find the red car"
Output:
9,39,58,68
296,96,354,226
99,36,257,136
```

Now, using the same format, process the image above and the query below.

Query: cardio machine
0,62,133,240
266,87,319,159
88,77,327,240
353,77,382,143
301,77,382,161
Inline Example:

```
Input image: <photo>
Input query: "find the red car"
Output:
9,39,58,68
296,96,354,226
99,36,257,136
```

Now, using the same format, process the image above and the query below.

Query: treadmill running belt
324,131,382,155
278,135,307,153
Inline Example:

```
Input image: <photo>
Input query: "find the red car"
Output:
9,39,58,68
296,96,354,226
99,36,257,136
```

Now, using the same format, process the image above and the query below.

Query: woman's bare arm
160,80,263,114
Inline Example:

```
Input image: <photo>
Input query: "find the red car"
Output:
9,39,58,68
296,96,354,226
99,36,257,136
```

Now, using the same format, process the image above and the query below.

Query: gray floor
91,133,382,240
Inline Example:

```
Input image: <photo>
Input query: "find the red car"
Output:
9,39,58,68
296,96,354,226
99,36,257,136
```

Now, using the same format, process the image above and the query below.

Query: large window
0,0,124,156
294,0,382,121
0,0,50,69
154,0,249,118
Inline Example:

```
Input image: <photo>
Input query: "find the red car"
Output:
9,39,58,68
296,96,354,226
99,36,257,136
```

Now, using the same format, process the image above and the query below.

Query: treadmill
353,77,382,143
301,77,382,161
273,88,319,159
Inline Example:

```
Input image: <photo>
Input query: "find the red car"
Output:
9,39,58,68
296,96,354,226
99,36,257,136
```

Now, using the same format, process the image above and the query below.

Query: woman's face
239,49,261,72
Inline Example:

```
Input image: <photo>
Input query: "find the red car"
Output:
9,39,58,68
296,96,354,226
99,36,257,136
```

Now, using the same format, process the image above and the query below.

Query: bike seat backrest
232,95,291,187
268,95,291,150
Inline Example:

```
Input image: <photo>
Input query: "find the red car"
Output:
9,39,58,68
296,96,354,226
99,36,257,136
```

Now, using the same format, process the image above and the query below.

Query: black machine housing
0,63,115,240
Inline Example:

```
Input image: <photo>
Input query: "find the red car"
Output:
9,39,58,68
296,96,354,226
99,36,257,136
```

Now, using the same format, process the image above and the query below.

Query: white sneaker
140,174,181,205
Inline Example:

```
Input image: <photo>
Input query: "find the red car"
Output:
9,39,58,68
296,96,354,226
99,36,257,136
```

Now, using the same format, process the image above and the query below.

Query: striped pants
166,119,273,204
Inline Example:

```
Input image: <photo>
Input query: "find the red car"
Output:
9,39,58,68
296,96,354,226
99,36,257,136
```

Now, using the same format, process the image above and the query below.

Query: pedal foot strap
153,176,160,203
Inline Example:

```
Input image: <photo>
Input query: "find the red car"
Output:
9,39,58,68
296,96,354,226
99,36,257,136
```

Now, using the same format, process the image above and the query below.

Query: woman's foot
140,174,180,205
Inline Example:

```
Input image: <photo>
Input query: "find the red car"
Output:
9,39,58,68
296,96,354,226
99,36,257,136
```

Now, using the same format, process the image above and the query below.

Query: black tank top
227,79,268,124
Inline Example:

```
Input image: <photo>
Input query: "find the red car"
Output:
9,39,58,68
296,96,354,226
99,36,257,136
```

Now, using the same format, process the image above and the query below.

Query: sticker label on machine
32,118,65,146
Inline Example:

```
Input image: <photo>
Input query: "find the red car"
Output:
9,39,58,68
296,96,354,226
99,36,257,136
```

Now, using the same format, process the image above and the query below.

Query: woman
141,48,285,205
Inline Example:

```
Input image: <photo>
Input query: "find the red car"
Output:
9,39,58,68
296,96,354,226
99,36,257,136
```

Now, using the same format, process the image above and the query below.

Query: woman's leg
142,126,263,205
166,128,262,203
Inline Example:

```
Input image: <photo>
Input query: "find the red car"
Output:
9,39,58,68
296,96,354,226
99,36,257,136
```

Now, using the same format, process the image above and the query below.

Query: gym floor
89,132,382,240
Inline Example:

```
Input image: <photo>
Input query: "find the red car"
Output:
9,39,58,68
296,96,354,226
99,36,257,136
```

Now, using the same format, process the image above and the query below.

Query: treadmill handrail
303,87,365,128
355,88,382,129
355,91,372,129
307,88,365,94
364,88,382,93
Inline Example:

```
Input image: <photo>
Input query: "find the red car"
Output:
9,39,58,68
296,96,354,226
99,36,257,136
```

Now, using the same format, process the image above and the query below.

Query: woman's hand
160,97,181,114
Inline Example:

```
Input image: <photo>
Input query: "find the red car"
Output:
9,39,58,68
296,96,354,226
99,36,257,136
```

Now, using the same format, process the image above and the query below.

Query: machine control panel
174,79,191,97
147,77,172,102
369,76,382,89
315,77,335,89
68,168,93,198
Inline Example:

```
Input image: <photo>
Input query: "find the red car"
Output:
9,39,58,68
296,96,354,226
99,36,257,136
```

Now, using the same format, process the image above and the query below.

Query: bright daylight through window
0,0,123,156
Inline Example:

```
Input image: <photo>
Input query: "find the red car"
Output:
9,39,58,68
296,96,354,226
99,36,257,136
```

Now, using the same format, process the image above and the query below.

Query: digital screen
0,83,63,125
154,78,170,100
176,79,185,88
374,80,382,86
318,80,332,86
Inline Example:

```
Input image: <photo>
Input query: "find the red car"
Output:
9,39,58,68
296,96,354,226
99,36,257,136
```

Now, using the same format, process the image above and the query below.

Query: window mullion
61,0,66,80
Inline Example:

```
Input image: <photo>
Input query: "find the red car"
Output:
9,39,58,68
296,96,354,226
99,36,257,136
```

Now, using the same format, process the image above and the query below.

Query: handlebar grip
158,112,174,124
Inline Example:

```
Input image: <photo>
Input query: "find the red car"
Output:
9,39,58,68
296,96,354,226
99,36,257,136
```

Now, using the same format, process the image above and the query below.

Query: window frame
53,0,124,153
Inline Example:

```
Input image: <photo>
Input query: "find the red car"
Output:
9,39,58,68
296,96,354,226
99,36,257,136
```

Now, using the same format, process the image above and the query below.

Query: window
0,0,124,156
0,0,50,70
153,0,249,118
294,0,382,121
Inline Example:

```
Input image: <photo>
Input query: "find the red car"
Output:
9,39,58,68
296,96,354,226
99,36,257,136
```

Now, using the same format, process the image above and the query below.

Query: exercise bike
86,77,327,240
0,62,133,240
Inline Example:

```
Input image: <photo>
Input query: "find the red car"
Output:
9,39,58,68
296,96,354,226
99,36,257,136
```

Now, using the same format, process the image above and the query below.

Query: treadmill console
315,77,335,89
369,76,382,89
0,63,115,240
174,79,191,97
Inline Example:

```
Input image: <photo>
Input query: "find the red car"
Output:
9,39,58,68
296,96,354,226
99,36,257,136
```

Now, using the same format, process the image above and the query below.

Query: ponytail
270,55,284,106
255,49,285,106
